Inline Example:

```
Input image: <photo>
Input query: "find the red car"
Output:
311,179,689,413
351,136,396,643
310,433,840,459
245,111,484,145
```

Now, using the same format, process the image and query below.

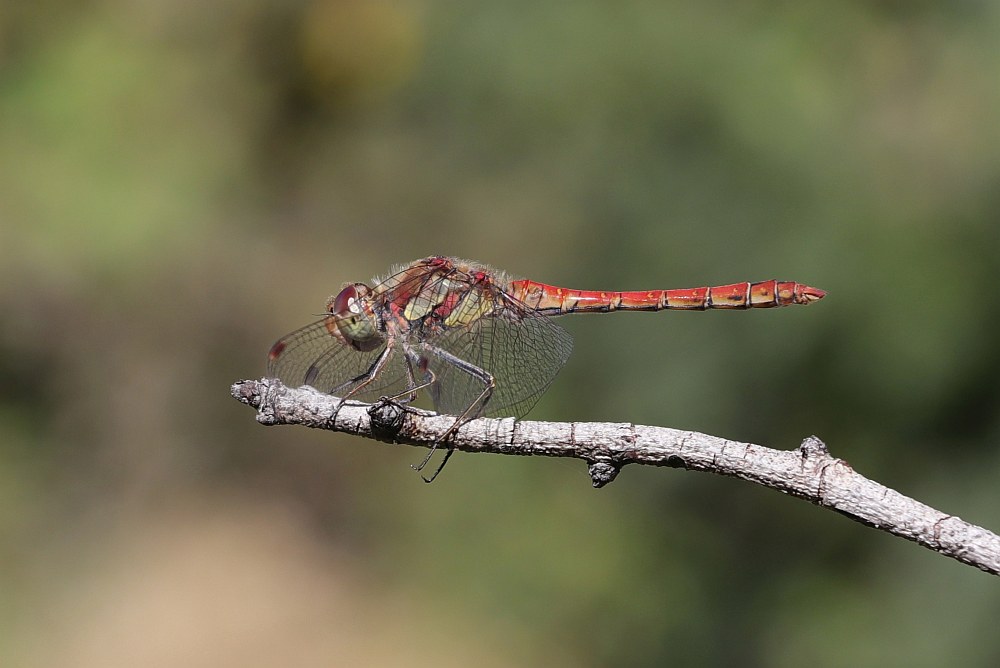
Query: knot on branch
588,460,621,488
798,435,829,459
368,398,409,443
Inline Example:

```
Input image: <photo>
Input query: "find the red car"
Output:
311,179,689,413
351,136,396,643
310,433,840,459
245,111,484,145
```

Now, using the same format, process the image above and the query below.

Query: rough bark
232,378,1000,577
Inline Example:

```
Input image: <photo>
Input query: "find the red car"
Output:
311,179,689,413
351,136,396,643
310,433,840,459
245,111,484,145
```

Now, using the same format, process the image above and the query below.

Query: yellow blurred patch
300,0,422,106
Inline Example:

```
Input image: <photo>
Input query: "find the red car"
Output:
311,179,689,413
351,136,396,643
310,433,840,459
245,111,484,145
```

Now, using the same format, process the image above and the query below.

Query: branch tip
231,379,262,408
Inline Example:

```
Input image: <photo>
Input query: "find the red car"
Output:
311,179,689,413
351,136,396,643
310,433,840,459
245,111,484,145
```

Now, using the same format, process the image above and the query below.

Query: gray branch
232,377,1000,577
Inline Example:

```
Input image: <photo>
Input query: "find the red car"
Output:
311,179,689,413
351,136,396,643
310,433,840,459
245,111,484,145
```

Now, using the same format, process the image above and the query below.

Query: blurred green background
2,1,999,666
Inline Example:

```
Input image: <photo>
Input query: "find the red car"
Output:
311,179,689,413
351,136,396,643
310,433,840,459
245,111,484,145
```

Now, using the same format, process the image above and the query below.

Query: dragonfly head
326,283,382,352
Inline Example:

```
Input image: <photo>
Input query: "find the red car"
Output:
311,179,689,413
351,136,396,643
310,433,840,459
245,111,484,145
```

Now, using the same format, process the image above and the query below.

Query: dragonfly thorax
326,283,382,352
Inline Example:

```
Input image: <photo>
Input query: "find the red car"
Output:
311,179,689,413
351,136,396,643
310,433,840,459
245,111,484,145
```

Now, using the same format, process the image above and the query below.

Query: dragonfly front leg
325,342,395,420
410,343,496,483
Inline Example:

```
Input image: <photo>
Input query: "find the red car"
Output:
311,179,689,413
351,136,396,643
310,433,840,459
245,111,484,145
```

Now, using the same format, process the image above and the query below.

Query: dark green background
2,2,998,665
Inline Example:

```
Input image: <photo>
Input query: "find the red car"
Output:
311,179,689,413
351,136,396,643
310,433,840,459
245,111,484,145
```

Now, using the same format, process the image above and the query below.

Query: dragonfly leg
327,342,394,420
427,345,496,436
410,344,496,482
373,350,439,420
383,347,436,404
419,446,455,484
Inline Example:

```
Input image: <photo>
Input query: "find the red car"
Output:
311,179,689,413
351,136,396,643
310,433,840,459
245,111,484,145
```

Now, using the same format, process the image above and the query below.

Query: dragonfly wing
425,305,573,419
267,319,412,401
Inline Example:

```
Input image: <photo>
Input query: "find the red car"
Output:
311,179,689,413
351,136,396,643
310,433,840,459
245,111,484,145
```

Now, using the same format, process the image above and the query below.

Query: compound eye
329,283,380,351
332,285,361,316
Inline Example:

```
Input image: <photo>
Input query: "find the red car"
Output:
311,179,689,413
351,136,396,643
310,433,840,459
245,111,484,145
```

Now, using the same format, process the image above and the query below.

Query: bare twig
232,378,1000,576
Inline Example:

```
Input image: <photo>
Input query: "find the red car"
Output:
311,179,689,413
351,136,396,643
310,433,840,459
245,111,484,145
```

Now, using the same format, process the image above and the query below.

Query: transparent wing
425,296,574,419
266,318,413,401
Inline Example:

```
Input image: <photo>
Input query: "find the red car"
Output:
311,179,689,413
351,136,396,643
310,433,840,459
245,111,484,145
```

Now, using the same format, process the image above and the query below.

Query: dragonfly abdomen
510,279,825,314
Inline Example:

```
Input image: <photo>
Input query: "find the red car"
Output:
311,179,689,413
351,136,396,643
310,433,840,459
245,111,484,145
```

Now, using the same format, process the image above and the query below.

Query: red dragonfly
268,256,825,480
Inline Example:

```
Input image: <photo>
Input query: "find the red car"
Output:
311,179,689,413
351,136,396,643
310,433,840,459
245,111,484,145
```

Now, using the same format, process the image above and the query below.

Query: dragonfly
268,256,825,481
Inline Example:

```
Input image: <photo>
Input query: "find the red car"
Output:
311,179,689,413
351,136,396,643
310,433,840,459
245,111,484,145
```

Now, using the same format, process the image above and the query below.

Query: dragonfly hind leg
410,344,496,483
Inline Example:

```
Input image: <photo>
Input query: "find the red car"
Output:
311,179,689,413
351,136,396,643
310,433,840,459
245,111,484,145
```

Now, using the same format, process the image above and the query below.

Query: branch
232,378,1000,577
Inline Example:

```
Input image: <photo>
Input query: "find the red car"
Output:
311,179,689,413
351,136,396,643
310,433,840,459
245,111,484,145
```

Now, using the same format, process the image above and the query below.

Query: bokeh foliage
2,1,999,666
